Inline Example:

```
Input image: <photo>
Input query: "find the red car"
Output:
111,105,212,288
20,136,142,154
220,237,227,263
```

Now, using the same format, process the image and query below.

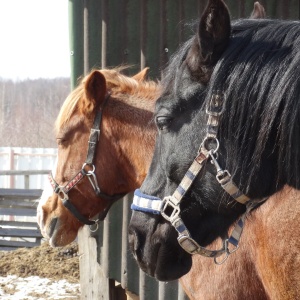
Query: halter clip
86,169,101,195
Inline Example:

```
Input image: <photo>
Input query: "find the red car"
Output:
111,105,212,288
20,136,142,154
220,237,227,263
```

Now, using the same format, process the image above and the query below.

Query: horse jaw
37,158,80,247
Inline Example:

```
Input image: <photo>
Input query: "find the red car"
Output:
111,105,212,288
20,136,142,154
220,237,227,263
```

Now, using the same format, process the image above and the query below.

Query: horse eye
156,116,172,131
56,137,67,146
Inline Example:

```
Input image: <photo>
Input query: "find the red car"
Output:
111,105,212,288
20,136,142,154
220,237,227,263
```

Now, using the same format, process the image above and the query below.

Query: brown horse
36,67,292,298
37,67,159,247
180,186,300,300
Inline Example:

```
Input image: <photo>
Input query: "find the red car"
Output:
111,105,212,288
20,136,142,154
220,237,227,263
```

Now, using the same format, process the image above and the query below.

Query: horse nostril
128,228,142,260
128,229,138,250
48,217,58,238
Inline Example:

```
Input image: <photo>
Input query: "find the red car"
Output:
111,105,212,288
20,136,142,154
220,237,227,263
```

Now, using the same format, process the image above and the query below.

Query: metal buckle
177,235,199,254
89,128,100,143
206,94,225,116
160,196,180,222
56,186,69,201
216,170,231,185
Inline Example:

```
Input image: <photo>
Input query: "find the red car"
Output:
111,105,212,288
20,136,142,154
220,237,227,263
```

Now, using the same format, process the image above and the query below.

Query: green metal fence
69,0,299,88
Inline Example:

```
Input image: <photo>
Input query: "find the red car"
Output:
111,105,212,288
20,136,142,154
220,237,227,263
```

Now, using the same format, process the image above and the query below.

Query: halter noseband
132,93,266,264
49,94,126,227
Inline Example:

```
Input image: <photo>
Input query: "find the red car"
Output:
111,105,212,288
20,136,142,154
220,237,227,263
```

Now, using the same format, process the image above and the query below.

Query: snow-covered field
0,275,80,300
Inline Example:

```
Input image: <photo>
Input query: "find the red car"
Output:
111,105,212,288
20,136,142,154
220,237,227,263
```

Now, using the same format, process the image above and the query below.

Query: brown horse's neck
104,93,157,190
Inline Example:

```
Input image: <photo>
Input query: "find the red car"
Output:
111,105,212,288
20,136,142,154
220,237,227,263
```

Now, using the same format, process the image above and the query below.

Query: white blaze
37,157,58,236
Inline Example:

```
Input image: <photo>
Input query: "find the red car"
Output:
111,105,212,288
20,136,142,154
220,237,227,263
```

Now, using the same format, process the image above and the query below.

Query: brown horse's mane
55,67,159,133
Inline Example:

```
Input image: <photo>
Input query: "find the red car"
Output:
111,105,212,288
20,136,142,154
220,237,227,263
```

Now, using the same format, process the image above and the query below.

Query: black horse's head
129,0,300,281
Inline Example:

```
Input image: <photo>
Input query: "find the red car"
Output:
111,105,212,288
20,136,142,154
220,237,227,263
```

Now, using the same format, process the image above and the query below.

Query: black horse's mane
163,19,300,196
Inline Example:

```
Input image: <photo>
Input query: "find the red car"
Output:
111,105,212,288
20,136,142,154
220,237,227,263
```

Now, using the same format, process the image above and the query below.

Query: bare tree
0,78,70,148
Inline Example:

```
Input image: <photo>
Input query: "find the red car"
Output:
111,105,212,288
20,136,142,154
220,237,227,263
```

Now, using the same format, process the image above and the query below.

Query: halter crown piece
49,94,126,229
131,93,263,264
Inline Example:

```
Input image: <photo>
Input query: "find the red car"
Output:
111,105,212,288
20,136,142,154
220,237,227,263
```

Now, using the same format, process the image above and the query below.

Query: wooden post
8,148,14,188
78,226,111,299
24,175,29,189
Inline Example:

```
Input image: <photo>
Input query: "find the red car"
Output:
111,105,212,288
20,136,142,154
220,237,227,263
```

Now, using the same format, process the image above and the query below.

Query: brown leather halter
49,94,126,226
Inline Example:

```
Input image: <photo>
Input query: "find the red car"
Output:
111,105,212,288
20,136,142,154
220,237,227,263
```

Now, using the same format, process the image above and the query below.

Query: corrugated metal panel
70,0,299,85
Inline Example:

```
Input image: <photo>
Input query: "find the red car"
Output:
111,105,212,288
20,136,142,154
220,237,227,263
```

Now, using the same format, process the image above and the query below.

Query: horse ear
84,70,107,107
250,2,266,19
186,0,231,82
132,67,149,81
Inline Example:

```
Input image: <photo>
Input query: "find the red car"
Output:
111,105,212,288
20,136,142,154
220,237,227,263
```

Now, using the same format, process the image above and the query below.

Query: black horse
129,0,300,282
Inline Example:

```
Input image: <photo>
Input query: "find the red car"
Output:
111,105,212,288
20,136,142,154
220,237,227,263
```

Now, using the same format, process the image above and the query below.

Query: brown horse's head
37,67,159,247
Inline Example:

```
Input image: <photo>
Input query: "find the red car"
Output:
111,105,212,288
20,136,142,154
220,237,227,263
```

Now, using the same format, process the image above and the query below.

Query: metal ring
82,163,95,174
214,251,229,265
89,221,99,232
201,136,220,154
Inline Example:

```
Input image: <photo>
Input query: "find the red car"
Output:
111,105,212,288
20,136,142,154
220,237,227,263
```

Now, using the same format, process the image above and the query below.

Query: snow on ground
0,275,80,300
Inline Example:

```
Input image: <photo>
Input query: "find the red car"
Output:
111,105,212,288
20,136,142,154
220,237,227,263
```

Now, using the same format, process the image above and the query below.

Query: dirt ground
0,241,79,283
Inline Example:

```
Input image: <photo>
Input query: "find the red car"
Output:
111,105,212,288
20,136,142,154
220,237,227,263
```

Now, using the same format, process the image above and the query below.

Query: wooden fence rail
0,170,49,189
0,170,47,251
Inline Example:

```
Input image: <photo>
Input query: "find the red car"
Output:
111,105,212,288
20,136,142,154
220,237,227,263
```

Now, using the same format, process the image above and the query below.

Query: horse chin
129,212,192,281
153,245,192,281
47,217,77,247
135,239,192,281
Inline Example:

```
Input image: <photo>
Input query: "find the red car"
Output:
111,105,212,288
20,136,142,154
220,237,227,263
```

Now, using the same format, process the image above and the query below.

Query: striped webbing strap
131,150,209,214
132,188,248,260
161,147,246,258
131,189,163,214
172,151,209,204
205,92,250,205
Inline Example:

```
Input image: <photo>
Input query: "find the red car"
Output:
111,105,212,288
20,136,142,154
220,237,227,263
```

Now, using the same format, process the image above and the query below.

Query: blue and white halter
131,93,263,263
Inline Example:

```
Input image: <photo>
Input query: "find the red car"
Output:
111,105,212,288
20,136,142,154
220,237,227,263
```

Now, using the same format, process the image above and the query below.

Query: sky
0,0,70,80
